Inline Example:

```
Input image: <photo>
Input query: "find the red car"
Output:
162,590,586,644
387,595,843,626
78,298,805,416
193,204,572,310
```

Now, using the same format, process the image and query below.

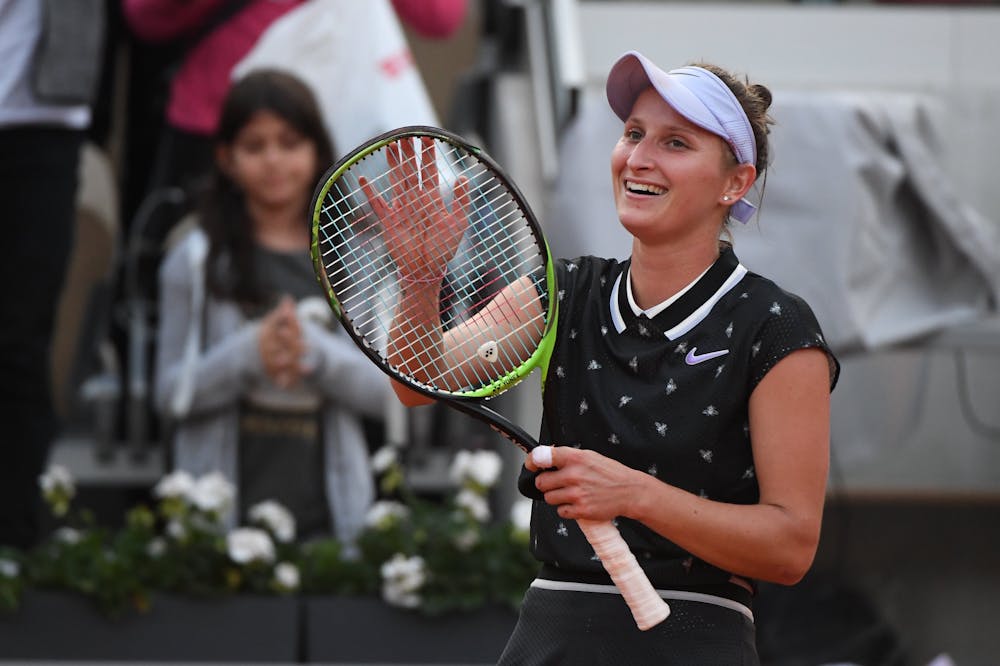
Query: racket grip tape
577,519,671,631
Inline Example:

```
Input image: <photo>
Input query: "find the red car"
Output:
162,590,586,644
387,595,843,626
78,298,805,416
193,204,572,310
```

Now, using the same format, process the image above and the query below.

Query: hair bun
750,84,773,111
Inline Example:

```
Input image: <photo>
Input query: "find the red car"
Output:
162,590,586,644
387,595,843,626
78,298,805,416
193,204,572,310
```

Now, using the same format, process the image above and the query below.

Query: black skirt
497,583,758,666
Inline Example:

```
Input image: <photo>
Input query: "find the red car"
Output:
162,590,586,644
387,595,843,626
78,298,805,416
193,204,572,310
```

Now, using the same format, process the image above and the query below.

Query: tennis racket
311,125,669,630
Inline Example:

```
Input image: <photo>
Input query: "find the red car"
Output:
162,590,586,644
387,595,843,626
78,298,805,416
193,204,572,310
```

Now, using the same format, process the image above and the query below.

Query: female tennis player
386,51,840,664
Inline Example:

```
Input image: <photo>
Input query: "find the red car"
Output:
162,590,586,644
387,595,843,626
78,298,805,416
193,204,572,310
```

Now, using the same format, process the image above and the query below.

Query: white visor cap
606,51,758,223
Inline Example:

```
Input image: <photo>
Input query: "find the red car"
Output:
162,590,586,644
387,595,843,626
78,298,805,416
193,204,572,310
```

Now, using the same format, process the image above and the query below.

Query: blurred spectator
392,0,467,39
120,0,467,468
122,0,304,201
122,0,467,206
0,0,105,549
154,70,391,543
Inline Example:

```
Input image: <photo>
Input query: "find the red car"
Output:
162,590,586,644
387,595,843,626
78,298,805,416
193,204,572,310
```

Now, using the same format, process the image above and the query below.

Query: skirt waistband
536,564,753,609
530,578,755,623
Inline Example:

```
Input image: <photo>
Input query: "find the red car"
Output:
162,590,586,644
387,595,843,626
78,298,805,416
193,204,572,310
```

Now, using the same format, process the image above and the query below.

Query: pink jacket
123,0,466,136
391,0,467,39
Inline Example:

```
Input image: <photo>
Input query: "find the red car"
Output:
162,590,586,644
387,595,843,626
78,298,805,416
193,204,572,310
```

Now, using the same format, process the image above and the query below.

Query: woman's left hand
527,446,642,523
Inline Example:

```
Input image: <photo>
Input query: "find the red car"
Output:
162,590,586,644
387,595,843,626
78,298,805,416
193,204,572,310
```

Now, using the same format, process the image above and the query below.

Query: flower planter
0,591,519,663
0,590,300,662
304,596,518,664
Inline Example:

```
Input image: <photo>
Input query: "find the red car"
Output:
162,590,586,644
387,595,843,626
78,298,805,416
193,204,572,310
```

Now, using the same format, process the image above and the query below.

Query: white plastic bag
232,0,440,152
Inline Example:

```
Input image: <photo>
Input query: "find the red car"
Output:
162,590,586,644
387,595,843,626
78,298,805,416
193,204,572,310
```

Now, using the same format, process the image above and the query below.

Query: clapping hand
258,295,305,388
359,136,471,284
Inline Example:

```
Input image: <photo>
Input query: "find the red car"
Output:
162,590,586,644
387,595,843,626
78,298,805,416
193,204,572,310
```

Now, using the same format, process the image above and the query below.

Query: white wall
577,3,1000,91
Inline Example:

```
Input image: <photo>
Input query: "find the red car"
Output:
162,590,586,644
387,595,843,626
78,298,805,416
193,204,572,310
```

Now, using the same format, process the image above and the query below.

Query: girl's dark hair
199,69,335,306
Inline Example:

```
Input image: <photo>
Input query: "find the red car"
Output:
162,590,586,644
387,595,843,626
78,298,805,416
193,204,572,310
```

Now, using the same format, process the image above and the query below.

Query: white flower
468,449,503,487
449,450,503,488
152,470,195,500
38,464,77,516
226,527,276,565
380,553,426,609
383,585,421,609
371,445,399,474
449,450,473,485
0,559,19,578
383,585,422,608
38,464,75,496
273,561,300,591
364,500,410,529
453,527,479,551
165,519,187,540
189,472,235,514
146,537,167,558
455,488,491,523
248,500,296,543
53,526,81,544
509,497,533,533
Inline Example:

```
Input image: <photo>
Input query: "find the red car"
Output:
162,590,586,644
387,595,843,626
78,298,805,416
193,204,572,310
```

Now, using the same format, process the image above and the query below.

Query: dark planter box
0,590,300,662
304,596,518,664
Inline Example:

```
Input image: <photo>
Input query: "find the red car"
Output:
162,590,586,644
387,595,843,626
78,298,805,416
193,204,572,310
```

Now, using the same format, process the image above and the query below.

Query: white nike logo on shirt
685,347,730,365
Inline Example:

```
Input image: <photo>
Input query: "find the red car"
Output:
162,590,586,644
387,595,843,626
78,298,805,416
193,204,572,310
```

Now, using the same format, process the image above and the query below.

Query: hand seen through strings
359,136,471,284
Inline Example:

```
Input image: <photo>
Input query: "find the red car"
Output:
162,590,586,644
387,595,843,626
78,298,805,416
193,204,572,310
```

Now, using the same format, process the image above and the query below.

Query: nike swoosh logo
685,347,730,365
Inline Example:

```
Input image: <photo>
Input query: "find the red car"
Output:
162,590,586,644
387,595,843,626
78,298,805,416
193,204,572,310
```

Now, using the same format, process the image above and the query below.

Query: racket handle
577,519,670,631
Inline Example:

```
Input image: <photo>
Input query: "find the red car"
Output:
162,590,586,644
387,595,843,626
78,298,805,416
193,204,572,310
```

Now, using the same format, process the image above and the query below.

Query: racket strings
323,147,534,304
318,141,490,241
316,135,549,394
317,139,536,291
319,150,534,321
320,193,537,343
339,213,543,389
342,278,540,393
398,280,545,391
318,152,525,305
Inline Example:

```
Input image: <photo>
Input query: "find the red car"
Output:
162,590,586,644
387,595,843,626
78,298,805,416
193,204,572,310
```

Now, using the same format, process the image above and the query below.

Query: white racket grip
577,519,670,631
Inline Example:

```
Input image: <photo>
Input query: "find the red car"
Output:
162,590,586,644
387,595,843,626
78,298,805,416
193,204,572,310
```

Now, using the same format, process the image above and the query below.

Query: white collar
609,261,748,340
625,264,711,319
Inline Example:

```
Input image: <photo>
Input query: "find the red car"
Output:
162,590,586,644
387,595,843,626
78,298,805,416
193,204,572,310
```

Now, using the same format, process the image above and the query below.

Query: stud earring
722,195,731,202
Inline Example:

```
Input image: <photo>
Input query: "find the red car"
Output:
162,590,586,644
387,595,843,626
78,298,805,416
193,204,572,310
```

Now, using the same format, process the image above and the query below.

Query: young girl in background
155,69,391,543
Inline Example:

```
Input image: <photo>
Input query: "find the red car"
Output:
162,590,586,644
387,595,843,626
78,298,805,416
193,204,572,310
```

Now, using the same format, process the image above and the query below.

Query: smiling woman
611,85,756,261
488,51,841,665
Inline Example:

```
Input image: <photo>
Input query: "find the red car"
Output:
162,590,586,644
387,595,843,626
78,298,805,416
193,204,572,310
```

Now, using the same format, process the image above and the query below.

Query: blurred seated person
154,69,391,543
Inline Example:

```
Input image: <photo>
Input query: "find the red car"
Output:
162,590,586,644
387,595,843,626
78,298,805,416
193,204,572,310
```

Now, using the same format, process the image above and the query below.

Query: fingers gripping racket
311,126,669,630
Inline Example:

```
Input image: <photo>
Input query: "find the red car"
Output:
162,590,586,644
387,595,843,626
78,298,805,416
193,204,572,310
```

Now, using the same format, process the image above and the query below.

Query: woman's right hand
258,296,304,388
526,445,642,524
359,136,470,283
